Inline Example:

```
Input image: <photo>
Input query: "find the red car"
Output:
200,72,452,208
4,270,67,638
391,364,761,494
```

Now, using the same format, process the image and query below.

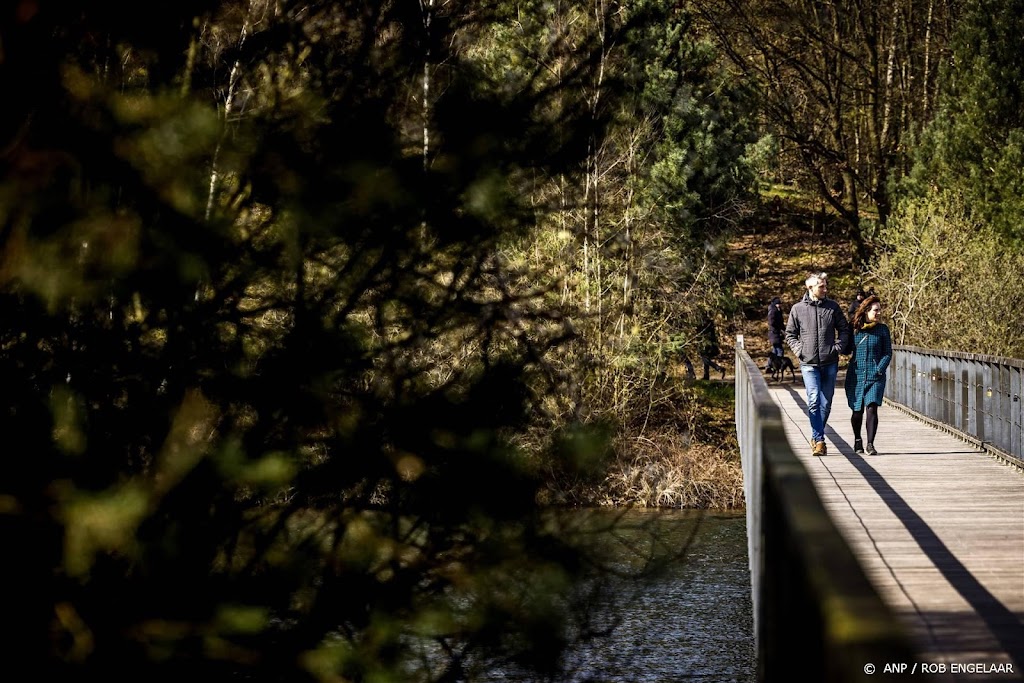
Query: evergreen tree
0,2,648,680
904,0,1024,241
628,0,757,248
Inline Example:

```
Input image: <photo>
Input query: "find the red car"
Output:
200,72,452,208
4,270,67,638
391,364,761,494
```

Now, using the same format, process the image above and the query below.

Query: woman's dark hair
853,295,881,331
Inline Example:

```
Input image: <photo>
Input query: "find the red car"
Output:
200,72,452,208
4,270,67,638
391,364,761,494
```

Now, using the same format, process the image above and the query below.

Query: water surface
561,509,754,683
475,509,754,682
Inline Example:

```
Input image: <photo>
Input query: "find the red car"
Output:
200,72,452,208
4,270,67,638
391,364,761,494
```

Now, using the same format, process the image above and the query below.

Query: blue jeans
800,362,839,443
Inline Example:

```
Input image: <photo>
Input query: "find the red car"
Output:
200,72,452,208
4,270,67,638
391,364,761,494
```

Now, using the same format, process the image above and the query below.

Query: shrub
869,191,1024,357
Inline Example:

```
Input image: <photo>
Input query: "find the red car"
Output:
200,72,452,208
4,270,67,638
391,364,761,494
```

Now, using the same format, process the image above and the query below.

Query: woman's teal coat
844,323,893,411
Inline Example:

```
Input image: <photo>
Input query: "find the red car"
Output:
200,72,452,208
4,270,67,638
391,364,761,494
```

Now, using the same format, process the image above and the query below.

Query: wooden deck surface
768,372,1024,682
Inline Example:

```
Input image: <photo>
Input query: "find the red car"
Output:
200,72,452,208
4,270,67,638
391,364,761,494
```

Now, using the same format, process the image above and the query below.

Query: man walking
697,314,726,381
785,272,851,456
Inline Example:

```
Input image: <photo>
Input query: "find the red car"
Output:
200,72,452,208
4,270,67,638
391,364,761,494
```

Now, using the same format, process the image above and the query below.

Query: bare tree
695,0,959,264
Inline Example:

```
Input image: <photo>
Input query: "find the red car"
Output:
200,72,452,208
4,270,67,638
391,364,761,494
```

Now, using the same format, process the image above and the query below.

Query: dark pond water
477,509,755,683
560,509,754,683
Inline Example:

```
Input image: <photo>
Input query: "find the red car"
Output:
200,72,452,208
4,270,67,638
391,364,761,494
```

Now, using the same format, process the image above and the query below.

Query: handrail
888,345,1024,469
735,337,924,682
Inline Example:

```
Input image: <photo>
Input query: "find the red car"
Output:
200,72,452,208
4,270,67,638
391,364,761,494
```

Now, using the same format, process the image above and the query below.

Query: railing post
888,345,1024,468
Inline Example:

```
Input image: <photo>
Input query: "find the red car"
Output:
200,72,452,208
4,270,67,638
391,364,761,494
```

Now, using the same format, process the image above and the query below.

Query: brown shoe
812,440,827,456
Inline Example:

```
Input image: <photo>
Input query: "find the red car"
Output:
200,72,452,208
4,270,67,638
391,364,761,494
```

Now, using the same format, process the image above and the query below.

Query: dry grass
599,433,744,509
541,377,744,509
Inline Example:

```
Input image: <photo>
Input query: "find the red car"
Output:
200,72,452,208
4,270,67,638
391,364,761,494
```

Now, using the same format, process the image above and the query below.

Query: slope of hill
724,198,862,368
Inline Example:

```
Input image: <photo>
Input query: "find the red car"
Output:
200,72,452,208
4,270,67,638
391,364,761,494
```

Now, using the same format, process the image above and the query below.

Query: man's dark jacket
785,291,851,366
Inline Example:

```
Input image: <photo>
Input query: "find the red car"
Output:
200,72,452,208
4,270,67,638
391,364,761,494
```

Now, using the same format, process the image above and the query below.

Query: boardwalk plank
768,376,1024,682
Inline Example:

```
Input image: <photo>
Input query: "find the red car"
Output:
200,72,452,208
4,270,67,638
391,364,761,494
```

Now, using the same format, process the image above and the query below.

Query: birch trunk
205,3,254,222
420,0,434,171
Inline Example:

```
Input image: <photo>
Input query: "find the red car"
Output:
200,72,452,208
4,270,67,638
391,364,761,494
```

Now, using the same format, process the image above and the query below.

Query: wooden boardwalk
768,372,1024,682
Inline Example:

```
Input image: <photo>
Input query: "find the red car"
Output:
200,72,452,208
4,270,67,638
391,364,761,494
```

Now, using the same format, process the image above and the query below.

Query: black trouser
851,403,879,444
701,355,723,380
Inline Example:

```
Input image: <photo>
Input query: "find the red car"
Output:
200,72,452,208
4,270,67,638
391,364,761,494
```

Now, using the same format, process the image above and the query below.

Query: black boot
853,438,864,454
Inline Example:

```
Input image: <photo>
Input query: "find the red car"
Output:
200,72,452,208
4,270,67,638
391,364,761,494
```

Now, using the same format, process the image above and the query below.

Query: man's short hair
805,272,828,288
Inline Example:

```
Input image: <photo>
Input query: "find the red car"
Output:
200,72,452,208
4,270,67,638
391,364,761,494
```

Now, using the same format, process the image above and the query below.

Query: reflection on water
484,509,754,682
564,509,753,683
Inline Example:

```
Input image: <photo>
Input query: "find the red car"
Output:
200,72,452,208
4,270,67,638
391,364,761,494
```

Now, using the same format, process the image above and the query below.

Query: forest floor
722,194,862,368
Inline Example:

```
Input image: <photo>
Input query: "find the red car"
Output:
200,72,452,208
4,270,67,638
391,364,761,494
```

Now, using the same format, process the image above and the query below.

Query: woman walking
766,296,785,364
844,295,892,455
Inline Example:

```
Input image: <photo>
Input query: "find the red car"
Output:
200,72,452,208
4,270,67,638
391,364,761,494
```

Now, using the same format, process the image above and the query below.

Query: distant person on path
765,296,785,370
698,314,726,381
847,290,866,320
844,295,892,455
785,272,851,456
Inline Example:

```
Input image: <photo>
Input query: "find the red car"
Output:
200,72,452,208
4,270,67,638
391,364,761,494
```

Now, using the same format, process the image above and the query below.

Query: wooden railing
888,345,1024,469
734,337,924,682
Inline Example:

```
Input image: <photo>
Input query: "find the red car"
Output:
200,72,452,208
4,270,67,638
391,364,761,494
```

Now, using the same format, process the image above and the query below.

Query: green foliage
1,2,670,681
628,1,758,246
744,134,781,189
527,0,756,425
0,3,759,680
903,0,1024,242
885,0,1024,352
869,192,1024,356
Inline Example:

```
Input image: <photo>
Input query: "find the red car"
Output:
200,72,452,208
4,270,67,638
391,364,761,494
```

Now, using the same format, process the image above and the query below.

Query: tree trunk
205,5,252,222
